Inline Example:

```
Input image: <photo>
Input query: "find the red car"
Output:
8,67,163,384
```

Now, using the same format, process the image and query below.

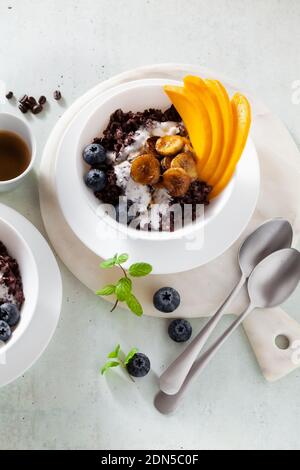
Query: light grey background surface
0,0,300,450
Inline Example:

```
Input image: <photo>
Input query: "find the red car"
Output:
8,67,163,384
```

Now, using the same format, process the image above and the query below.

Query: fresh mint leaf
115,277,132,301
117,253,129,265
101,361,120,375
126,294,143,316
128,262,152,277
125,348,138,365
100,254,118,269
108,344,120,358
97,253,150,317
96,284,115,296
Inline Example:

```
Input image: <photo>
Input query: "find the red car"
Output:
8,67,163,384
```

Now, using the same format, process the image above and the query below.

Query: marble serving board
39,63,300,382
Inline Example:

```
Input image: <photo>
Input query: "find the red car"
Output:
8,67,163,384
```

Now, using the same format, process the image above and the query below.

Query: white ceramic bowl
55,78,259,273
0,216,39,355
0,113,37,192
76,79,234,241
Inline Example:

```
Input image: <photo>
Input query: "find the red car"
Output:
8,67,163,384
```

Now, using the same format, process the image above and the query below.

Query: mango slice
184,75,223,181
204,80,234,186
164,77,251,199
163,85,212,172
210,93,251,198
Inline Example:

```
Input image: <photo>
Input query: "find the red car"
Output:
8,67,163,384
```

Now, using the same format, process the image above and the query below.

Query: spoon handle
159,275,246,395
184,303,254,382
155,304,254,415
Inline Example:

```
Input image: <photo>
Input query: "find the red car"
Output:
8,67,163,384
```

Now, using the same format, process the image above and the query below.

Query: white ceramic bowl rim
76,78,235,241
0,112,37,186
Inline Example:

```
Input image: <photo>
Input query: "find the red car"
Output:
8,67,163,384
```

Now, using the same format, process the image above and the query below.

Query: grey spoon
159,218,293,396
155,248,300,414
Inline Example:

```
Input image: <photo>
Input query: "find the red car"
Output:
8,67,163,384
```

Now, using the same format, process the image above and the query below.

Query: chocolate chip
18,103,28,114
32,104,43,115
53,90,61,100
38,95,46,105
5,91,13,100
19,94,28,104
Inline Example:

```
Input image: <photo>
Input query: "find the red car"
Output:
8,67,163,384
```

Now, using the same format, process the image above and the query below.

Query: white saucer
55,81,260,274
0,204,62,387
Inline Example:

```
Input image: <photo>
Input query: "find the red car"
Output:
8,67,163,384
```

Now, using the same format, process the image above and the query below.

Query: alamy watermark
94,198,205,251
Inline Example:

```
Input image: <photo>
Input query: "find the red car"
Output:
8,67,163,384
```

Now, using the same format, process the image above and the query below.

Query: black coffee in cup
0,130,31,181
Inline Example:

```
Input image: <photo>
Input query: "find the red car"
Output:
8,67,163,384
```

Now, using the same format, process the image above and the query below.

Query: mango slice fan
164,75,251,198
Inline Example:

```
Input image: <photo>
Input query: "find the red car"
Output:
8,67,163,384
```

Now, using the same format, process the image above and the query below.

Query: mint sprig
100,254,118,269
126,294,143,316
101,344,138,381
128,263,153,277
96,253,152,315
124,347,138,365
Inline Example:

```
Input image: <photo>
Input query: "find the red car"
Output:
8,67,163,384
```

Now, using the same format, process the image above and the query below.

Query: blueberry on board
168,319,192,343
0,320,12,342
126,353,151,378
83,143,106,165
0,303,20,327
153,287,180,313
84,169,107,192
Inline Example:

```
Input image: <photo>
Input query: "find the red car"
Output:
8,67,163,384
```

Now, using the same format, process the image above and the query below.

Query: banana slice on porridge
131,154,161,185
155,135,184,156
171,152,198,181
163,168,191,197
161,156,173,171
181,136,194,153
144,136,160,156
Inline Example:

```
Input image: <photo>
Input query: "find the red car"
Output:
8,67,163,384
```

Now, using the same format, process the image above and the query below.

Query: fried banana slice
155,135,184,156
161,156,173,171
171,152,198,181
144,136,160,156
131,154,161,185
181,136,194,153
163,168,191,197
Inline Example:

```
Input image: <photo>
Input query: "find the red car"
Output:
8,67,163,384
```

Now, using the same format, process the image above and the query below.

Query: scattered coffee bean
53,90,62,101
5,91,13,100
18,103,28,114
28,96,37,107
19,94,28,104
25,100,34,110
38,95,47,105
32,104,43,115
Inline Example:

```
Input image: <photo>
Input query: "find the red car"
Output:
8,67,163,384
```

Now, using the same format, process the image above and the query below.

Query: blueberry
115,200,135,225
83,143,106,166
84,169,107,191
0,303,20,326
126,353,151,378
168,319,192,343
153,287,180,313
0,320,12,342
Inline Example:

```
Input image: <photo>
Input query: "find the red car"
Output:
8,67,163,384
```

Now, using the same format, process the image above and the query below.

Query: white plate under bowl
0,204,62,388
55,79,260,274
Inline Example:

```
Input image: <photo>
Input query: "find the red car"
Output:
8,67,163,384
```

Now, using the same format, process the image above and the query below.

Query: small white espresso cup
0,112,36,192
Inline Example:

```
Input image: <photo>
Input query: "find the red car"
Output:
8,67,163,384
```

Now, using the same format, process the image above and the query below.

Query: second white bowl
0,216,39,356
